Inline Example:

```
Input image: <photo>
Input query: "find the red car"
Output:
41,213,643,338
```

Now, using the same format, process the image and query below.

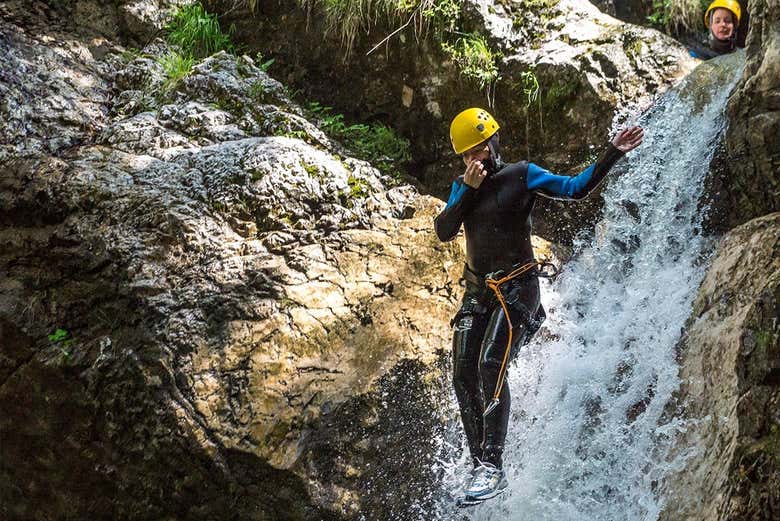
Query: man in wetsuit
434,108,643,504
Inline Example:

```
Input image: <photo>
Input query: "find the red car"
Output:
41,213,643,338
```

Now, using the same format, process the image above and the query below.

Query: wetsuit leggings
451,274,542,469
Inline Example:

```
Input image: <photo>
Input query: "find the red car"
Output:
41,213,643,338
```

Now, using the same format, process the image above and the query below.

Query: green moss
300,159,324,180
543,78,578,108
755,329,776,352
212,95,243,113
626,38,643,57
275,128,310,140
623,34,645,67
347,174,372,198
525,0,559,10
512,0,559,28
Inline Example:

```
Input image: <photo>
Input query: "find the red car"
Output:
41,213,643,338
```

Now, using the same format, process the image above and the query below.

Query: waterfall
432,51,745,521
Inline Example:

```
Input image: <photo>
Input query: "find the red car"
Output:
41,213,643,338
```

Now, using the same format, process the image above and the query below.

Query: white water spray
432,52,744,520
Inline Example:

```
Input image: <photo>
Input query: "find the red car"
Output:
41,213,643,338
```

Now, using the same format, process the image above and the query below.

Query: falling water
432,51,745,520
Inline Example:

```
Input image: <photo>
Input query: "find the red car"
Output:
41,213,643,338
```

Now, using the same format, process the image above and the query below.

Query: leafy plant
306,102,411,181
291,1,501,96
419,0,459,33
647,0,672,28
347,174,372,198
48,328,73,358
441,33,500,91
519,68,544,154
158,51,195,90
165,2,235,59
259,58,275,72
293,0,461,54
520,69,540,109
253,52,275,72
248,79,268,101
648,0,708,34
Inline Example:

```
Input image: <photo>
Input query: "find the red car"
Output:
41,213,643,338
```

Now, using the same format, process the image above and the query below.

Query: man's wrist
602,142,625,163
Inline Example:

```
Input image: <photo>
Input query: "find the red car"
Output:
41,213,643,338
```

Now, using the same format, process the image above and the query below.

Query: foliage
519,68,543,153
158,51,195,90
307,102,411,180
544,78,578,108
165,2,235,59
512,0,559,25
259,58,275,72
525,0,559,10
297,0,459,51
157,2,236,90
347,174,372,198
292,1,500,93
248,79,267,101
440,33,500,91
418,0,460,33
48,328,73,358
648,0,709,34
520,69,540,109
647,0,672,28
315,0,405,50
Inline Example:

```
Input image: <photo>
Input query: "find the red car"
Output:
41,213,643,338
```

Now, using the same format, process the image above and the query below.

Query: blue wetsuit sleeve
528,144,625,200
434,179,478,241
446,181,470,207
527,162,596,199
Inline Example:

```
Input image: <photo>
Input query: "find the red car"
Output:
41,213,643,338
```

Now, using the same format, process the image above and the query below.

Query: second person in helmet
690,0,746,59
435,107,643,505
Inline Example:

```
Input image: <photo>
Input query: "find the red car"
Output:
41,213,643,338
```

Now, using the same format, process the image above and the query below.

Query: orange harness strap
483,261,541,417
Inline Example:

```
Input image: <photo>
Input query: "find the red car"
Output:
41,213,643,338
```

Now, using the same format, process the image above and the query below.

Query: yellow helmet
449,108,500,155
704,0,741,27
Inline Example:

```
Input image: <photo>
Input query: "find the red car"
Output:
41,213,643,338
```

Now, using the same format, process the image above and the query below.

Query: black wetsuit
434,144,624,469
689,36,737,60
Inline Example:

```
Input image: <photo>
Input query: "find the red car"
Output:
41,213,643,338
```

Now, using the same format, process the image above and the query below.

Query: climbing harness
482,260,558,417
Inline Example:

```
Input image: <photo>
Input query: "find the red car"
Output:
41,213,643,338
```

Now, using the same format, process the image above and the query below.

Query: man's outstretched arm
528,126,644,200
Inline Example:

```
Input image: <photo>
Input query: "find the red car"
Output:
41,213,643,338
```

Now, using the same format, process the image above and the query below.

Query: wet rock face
209,0,694,249
588,0,650,22
0,4,464,519
212,0,694,195
711,0,780,230
660,213,780,521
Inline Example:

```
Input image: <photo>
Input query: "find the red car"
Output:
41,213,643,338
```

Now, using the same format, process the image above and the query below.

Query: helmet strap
486,134,503,173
